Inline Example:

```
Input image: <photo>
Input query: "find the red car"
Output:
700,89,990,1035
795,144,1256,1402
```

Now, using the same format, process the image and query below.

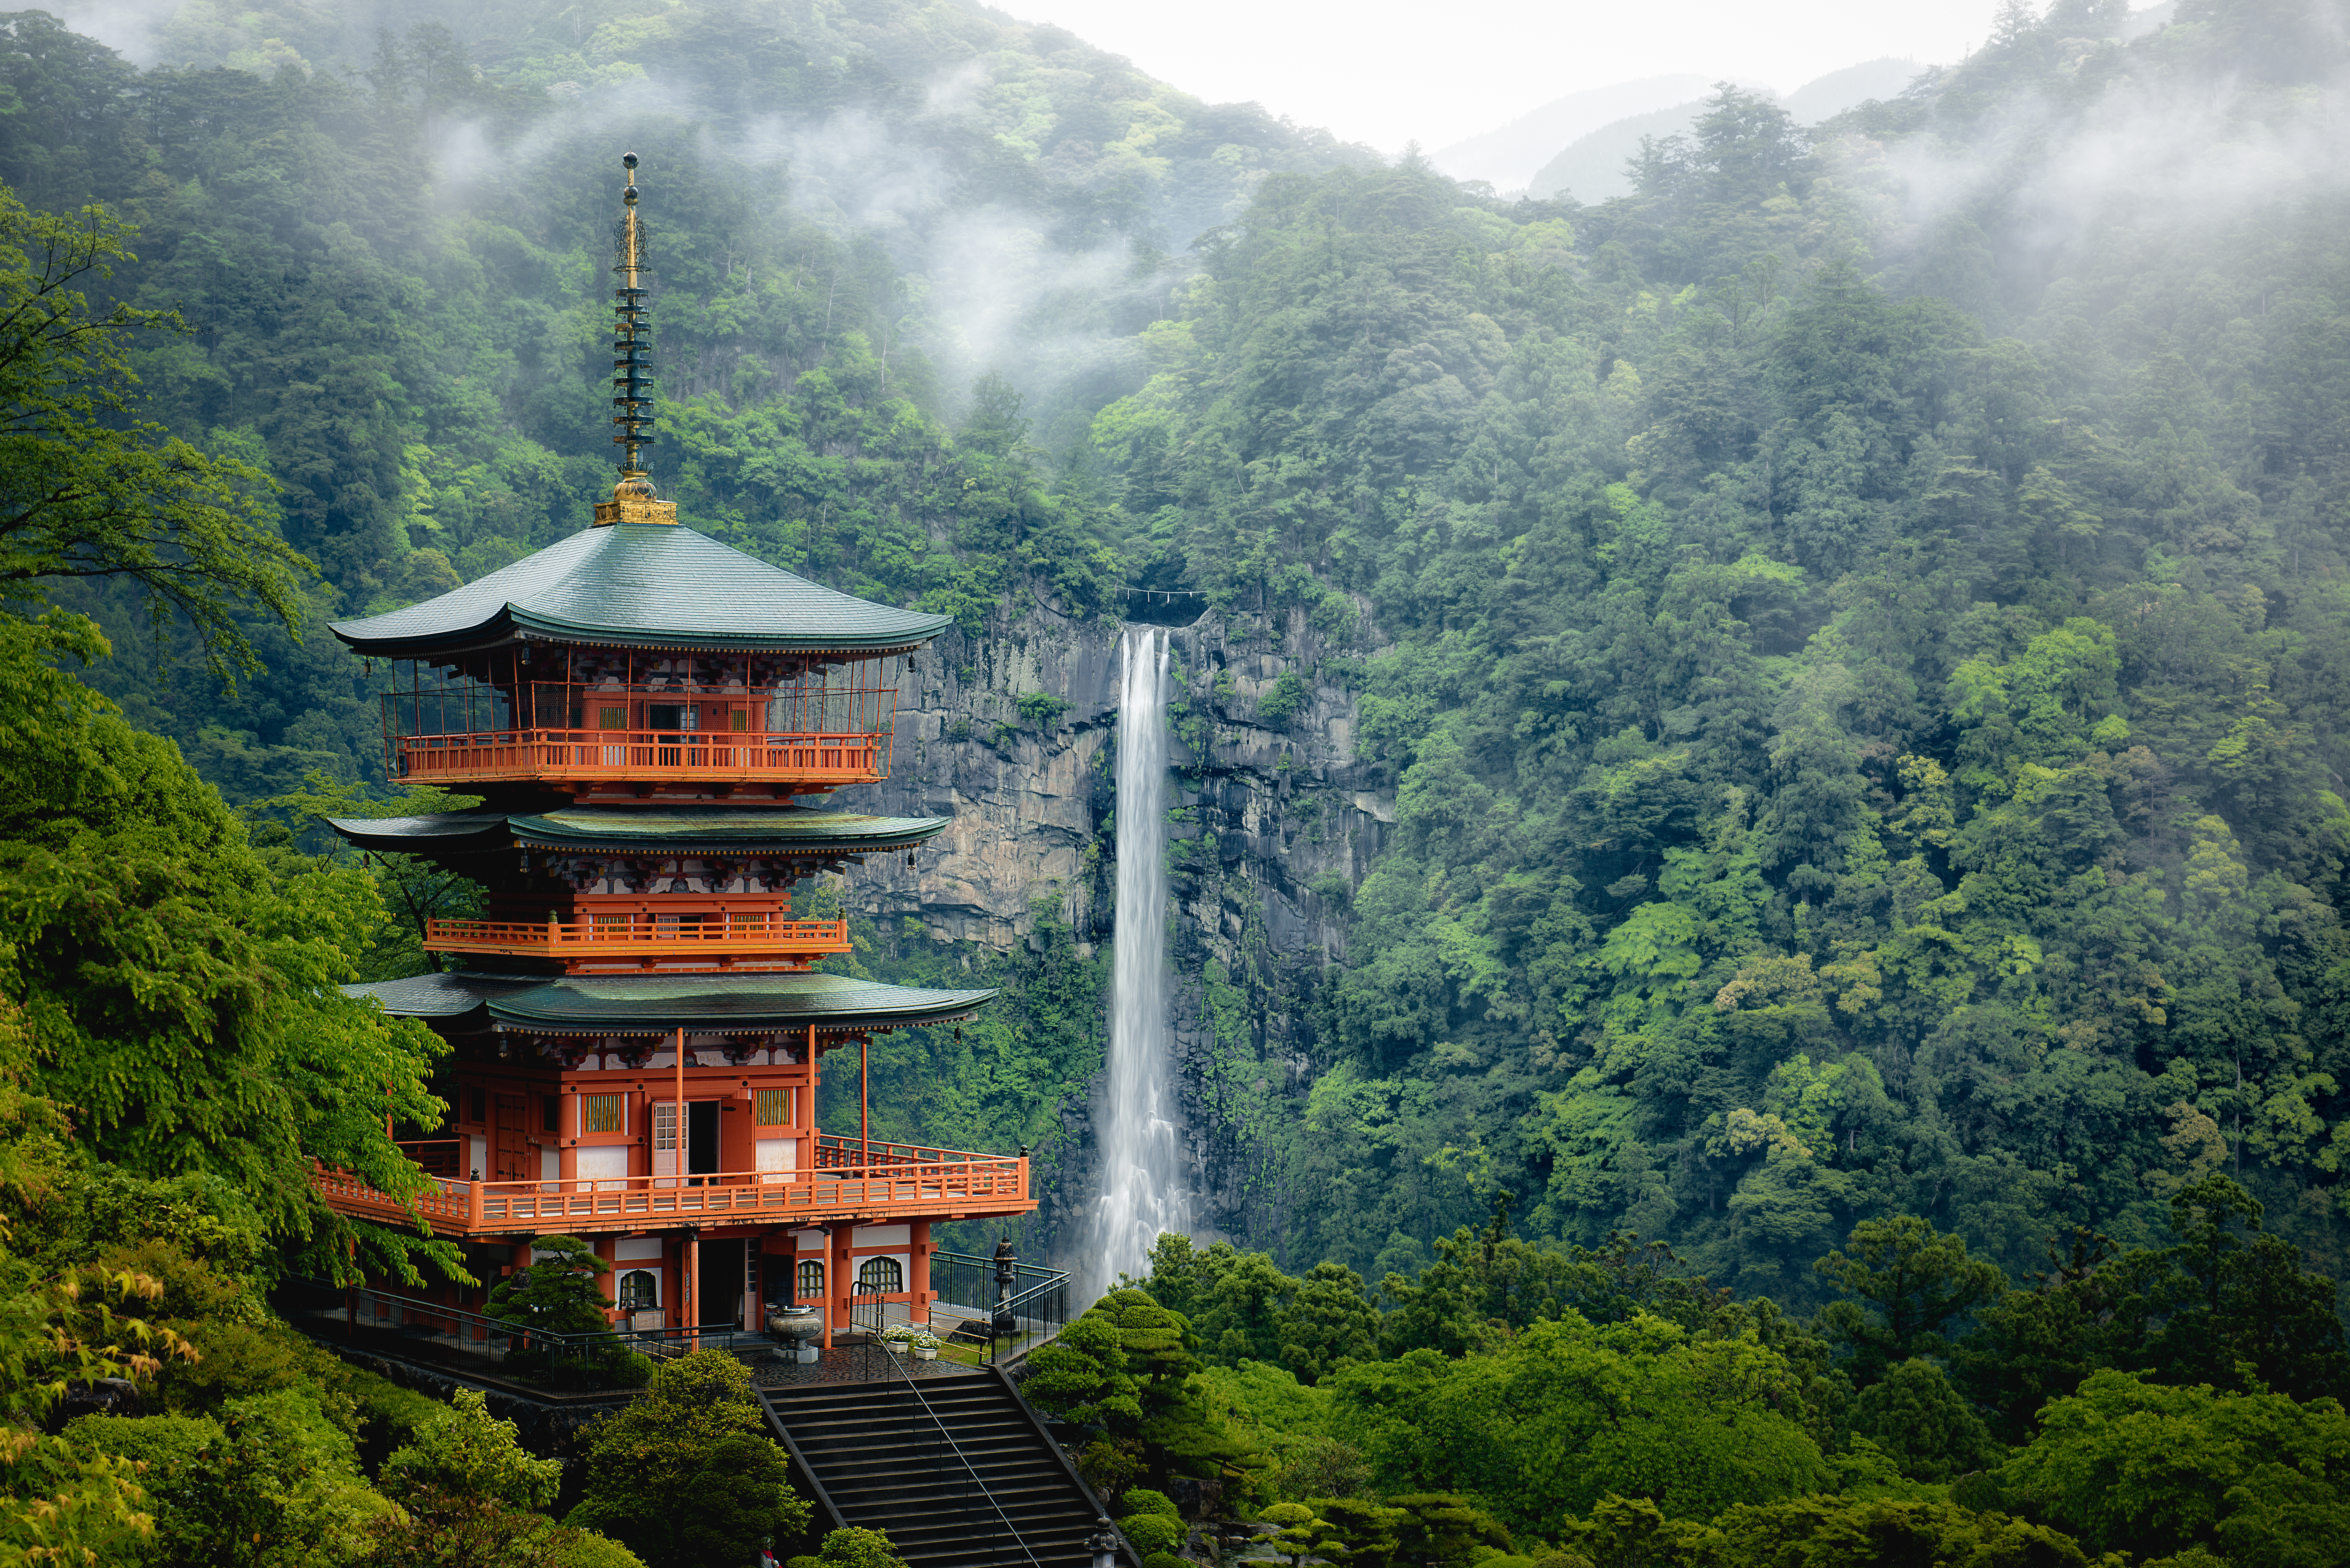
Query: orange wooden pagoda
314,154,1030,1345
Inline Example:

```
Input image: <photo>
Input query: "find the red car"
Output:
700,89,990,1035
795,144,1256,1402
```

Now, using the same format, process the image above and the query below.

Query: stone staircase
758,1365,1131,1567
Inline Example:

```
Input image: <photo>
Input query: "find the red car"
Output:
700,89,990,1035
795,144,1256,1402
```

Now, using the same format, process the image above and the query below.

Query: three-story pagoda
314,155,1028,1345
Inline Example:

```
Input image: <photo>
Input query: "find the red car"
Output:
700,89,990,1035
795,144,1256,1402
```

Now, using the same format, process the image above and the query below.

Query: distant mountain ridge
1430,75,1714,189
1528,56,1922,201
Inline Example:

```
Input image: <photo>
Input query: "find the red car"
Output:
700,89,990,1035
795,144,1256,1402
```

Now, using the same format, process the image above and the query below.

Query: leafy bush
1017,690,1071,729
1119,1512,1184,1553
378,1387,561,1510
1120,1487,1180,1519
815,1526,907,1567
1255,670,1311,726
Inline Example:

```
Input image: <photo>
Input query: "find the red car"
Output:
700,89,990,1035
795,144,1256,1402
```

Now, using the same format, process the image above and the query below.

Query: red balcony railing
390,729,891,788
312,1150,1034,1237
423,915,851,960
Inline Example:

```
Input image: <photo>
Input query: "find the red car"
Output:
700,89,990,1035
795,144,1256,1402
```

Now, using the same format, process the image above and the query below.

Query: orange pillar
830,1223,855,1348
910,1218,932,1327
686,1228,701,1349
673,1025,686,1183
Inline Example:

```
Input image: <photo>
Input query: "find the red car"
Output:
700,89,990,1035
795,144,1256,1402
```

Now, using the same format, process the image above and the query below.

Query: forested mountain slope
0,0,1369,792
5,0,2350,1308
1111,2,2350,1294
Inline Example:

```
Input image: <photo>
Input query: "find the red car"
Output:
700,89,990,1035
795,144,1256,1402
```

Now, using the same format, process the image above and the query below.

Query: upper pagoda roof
329,524,952,658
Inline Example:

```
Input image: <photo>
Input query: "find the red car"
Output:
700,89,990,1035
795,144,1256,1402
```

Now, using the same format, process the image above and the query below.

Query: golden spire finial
596,151,677,526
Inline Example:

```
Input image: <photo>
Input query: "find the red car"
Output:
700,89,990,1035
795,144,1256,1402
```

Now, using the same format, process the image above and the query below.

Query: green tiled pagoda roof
326,806,949,858
342,970,996,1035
328,524,952,656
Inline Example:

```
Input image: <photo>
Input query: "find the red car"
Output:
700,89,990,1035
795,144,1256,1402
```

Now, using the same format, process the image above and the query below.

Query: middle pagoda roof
343,969,997,1039
326,805,950,864
328,523,953,659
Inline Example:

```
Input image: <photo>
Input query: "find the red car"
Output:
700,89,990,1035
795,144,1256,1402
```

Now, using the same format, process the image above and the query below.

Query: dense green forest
5,0,2350,1560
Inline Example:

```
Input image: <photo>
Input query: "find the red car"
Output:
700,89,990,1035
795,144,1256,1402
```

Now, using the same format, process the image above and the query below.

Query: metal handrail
313,1278,709,1364
852,1294,1045,1568
926,1251,1073,1365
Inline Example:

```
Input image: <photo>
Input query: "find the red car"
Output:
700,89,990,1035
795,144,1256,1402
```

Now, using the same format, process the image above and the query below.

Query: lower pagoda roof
326,806,949,862
343,969,996,1037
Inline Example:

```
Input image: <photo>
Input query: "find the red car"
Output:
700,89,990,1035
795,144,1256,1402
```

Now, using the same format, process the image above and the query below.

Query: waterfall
1079,627,1189,1302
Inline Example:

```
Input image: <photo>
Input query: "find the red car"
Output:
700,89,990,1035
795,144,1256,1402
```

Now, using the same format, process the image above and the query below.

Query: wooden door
493,1095,530,1183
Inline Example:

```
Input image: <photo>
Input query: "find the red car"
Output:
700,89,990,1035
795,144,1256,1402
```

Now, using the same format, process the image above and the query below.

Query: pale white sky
1006,0,1999,152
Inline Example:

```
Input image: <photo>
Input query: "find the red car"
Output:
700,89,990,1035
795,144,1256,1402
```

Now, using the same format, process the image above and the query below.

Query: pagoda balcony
423,915,851,969
388,727,893,791
312,1139,1032,1239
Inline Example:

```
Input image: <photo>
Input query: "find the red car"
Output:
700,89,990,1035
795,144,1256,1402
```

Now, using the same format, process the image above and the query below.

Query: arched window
856,1256,904,1295
797,1259,824,1302
618,1270,657,1310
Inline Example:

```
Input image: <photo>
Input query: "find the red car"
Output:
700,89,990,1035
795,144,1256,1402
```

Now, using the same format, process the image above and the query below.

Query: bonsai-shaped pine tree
1117,1487,1184,1556
1253,1502,1340,1566
485,1235,615,1336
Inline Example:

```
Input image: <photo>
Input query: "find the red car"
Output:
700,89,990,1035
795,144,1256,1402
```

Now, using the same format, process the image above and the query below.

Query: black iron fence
281,1278,749,1391
926,1250,1074,1364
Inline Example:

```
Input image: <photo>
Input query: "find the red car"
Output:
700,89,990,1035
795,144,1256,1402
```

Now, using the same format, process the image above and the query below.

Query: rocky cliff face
850,593,1391,1257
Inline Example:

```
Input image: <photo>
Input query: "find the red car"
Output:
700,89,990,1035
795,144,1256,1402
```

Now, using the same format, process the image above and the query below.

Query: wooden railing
810,1132,988,1168
313,1151,1032,1237
424,916,851,959
388,729,892,787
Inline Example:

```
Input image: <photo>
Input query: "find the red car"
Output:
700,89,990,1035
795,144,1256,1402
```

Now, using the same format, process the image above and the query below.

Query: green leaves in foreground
566,1351,808,1568
0,609,448,1264
0,191,307,685
1995,1371,2350,1566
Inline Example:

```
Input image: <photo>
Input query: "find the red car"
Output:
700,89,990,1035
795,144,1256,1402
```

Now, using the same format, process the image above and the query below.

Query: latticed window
797,1260,824,1300
597,705,626,730
618,1270,657,1309
754,1088,792,1126
582,1094,625,1134
856,1256,904,1294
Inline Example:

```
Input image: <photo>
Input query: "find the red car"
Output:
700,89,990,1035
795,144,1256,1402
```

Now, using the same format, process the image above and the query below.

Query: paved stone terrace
752,1343,985,1388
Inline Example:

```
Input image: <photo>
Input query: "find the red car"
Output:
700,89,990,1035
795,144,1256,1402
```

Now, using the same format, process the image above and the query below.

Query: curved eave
510,812,951,855
340,971,997,1035
326,813,513,856
339,971,542,1019
489,976,999,1035
327,613,949,660
508,607,951,656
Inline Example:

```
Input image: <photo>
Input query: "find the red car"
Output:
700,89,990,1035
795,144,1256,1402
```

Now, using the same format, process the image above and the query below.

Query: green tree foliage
1952,1179,2350,1443
1994,1370,2350,1564
1679,1492,2096,1568
484,1236,615,1338
0,189,305,684
813,1526,908,1568
377,1387,561,1510
1814,1216,2007,1386
0,609,452,1270
1331,1312,1828,1542
73,1388,399,1567
566,1350,808,1568
1847,1359,2003,1483
1021,1314,1145,1433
